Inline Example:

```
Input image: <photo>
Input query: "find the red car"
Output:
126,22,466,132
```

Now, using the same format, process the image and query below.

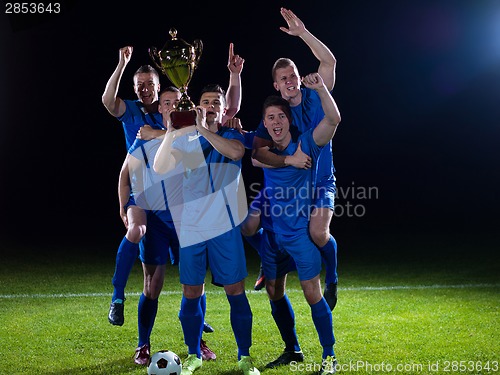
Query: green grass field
0,234,498,375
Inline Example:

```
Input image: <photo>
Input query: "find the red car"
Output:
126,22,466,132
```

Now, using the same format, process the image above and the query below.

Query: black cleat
266,351,304,368
324,283,338,311
203,321,215,333
108,301,124,326
254,266,265,291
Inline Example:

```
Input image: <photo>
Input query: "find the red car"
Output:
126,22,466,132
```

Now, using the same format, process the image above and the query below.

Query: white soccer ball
147,350,182,375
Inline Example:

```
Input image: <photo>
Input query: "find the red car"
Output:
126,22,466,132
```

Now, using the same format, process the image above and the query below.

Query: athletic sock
270,294,300,352
310,298,335,359
227,293,253,359
112,237,139,302
137,293,158,347
200,292,207,319
319,235,338,285
178,295,203,357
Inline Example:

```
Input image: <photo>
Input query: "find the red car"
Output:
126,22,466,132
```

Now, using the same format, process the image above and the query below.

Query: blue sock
178,296,203,357
310,298,335,359
244,228,263,256
320,235,338,285
227,293,253,360
270,294,300,352
137,293,158,347
112,237,139,302
200,293,207,320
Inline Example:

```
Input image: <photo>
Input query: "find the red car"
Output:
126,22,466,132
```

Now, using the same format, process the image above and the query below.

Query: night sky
1,0,499,255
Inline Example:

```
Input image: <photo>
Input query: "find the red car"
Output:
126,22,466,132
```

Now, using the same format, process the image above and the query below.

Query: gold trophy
149,28,203,129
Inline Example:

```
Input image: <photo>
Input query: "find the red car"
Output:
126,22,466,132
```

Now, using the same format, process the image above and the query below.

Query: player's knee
309,226,329,247
127,224,146,243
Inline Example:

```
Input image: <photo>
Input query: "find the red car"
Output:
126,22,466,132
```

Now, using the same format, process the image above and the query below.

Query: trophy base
171,110,197,129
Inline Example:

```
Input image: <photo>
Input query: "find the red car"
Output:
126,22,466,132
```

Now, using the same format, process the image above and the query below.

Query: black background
1,0,499,256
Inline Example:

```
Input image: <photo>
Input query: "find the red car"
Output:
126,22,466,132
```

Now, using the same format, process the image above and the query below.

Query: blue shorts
313,182,336,210
261,229,321,282
179,227,248,286
124,195,136,211
139,210,179,266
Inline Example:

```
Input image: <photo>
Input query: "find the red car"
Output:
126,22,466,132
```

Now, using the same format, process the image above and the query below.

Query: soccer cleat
265,350,304,368
203,321,215,333
108,300,125,326
133,344,150,365
181,353,202,375
200,339,216,360
254,266,265,291
324,283,338,311
318,355,337,374
238,355,260,375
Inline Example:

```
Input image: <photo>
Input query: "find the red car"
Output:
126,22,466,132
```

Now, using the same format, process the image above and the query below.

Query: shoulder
301,87,320,102
298,129,317,149
219,127,244,142
119,100,142,118
127,138,147,155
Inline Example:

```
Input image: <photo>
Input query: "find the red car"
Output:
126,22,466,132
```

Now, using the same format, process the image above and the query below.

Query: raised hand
227,42,245,75
301,72,325,91
195,106,208,131
279,8,306,37
119,46,133,66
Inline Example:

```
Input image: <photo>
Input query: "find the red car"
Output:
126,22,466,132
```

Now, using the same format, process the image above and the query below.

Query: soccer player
246,8,339,310
257,72,341,374
102,44,244,327
153,85,259,375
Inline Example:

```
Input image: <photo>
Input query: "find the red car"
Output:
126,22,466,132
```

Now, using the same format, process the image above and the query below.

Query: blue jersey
255,87,335,186
169,127,247,247
128,137,173,221
261,129,323,235
117,100,163,150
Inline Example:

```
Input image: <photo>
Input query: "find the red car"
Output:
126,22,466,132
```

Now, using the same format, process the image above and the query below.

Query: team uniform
170,126,254,362
110,101,165,309
260,129,335,361
169,126,248,285
127,136,180,349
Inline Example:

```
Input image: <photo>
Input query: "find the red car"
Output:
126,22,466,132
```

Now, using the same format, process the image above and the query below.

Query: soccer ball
147,350,182,375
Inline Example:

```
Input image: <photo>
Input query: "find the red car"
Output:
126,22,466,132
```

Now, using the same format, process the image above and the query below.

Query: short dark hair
159,86,181,96
262,95,293,124
199,84,226,106
133,65,160,81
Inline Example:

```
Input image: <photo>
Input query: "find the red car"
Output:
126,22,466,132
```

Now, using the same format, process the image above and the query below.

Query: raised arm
280,8,336,91
102,46,133,117
153,127,194,174
302,73,341,146
223,43,245,123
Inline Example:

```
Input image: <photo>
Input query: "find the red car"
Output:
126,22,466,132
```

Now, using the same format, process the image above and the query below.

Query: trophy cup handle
193,39,203,67
148,47,162,71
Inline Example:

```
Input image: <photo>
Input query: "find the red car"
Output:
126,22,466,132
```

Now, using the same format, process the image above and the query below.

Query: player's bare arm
102,46,133,117
280,8,336,91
